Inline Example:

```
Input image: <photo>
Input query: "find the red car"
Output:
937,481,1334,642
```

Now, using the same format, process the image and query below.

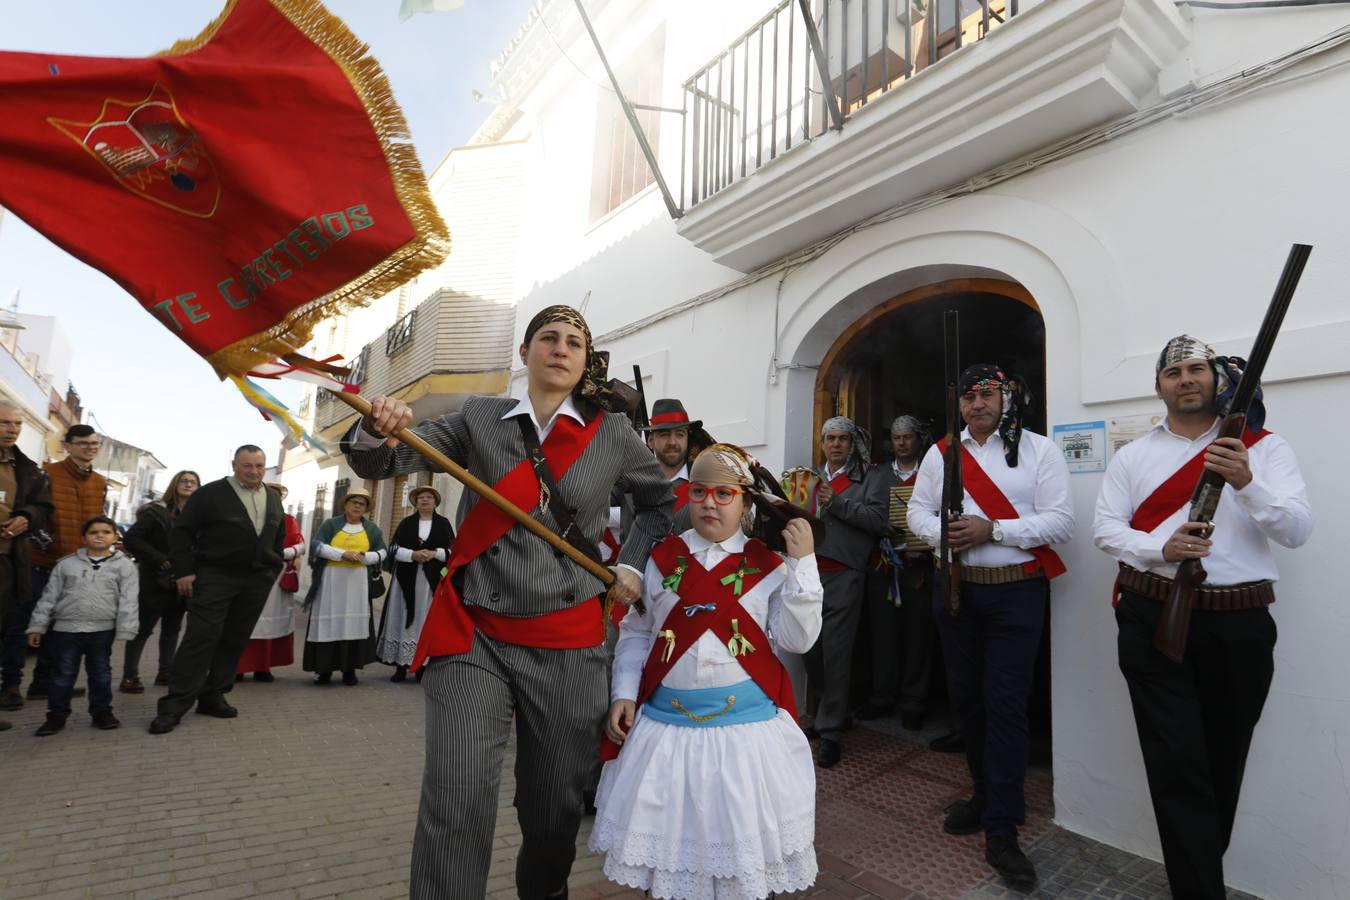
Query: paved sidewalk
0,637,1254,899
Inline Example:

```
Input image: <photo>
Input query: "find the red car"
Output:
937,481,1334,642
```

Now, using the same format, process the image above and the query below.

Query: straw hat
408,485,441,506
342,487,373,510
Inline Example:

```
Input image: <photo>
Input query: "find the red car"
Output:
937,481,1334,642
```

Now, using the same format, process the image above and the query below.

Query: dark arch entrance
812,276,1052,762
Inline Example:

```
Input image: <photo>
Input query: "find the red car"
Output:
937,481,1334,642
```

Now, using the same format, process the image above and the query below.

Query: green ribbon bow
718,560,762,597
726,618,756,657
661,556,689,593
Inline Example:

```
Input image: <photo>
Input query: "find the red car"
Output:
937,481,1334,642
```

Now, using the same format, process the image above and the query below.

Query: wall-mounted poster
1052,420,1107,473
1107,413,1165,458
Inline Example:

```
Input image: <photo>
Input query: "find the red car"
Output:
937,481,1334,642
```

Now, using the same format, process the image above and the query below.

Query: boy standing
26,516,138,736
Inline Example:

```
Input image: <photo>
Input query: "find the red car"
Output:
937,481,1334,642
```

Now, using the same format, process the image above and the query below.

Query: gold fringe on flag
160,0,451,378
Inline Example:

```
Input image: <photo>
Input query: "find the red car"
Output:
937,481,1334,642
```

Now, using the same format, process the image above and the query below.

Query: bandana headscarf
1155,334,1266,431
820,415,872,477
689,442,757,488
523,305,634,415
959,363,1032,467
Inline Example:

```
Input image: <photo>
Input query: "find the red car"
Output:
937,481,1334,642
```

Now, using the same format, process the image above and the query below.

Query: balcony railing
385,309,416,357
681,0,1018,209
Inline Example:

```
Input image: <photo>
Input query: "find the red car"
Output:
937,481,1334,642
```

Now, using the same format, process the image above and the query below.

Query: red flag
0,0,449,375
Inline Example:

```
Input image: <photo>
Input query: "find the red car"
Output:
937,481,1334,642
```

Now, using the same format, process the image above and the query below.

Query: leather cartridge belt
959,562,1043,586
1117,564,1275,611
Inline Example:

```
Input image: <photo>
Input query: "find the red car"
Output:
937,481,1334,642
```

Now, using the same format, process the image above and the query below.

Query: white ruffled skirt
590,707,818,900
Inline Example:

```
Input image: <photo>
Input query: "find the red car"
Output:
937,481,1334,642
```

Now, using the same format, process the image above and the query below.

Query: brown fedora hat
408,485,441,506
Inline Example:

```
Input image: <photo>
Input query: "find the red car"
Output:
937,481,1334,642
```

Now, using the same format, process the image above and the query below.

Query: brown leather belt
1117,564,1275,611
960,562,1043,586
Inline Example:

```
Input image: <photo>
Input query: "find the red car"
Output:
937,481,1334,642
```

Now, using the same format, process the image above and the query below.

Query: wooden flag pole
326,389,617,588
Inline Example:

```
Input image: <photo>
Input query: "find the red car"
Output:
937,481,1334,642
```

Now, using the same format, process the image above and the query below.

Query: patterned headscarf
689,442,757,488
959,363,1032,467
522,305,634,415
1155,334,1266,431
820,415,872,476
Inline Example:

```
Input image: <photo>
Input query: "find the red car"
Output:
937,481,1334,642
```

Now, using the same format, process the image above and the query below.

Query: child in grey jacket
27,516,139,735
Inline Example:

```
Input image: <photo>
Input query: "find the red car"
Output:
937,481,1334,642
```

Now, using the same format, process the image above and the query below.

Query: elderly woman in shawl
342,305,672,900
376,485,454,682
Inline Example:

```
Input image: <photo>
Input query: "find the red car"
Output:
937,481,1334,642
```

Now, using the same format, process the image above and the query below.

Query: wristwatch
990,520,1004,544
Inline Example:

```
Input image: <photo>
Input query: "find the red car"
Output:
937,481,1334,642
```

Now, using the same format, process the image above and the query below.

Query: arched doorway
813,277,1046,463
812,276,1053,761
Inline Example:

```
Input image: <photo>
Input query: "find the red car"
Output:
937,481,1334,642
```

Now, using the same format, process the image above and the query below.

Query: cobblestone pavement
0,635,1257,899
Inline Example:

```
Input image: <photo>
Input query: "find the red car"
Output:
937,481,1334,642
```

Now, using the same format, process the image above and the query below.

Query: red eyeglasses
686,484,746,506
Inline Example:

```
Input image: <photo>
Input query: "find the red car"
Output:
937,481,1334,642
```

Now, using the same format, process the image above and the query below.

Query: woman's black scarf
390,512,454,628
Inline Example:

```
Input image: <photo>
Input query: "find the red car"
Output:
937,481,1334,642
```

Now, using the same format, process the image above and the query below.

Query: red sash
1129,429,1270,532
673,479,691,512
410,413,606,672
600,535,792,759
937,439,1066,579
818,469,857,572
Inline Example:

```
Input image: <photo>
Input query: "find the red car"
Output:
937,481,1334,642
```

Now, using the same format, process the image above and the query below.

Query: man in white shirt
1093,335,1312,900
908,364,1073,891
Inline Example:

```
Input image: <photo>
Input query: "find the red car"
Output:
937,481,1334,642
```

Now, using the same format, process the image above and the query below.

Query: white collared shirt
611,529,823,701
499,393,586,442
1093,418,1312,584
893,460,920,483
822,463,848,483
908,428,1074,568
668,464,690,483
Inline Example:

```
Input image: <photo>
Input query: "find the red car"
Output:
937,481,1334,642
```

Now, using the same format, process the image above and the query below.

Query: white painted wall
480,2,1350,896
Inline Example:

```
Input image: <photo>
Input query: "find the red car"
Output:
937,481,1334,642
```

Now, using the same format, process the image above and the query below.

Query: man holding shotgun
907,363,1072,890
1094,333,1312,900
344,305,672,900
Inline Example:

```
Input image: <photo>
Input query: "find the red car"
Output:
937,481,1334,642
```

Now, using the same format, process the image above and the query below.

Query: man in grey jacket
807,415,888,768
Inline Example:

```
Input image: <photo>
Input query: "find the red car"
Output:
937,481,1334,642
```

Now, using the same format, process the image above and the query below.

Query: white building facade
468,1,1350,896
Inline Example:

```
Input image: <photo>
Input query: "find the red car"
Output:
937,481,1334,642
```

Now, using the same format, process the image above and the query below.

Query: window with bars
346,347,369,386
590,26,666,222
311,485,328,540
386,309,416,357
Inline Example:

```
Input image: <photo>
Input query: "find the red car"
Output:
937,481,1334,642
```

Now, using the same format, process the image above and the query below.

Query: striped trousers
411,633,609,899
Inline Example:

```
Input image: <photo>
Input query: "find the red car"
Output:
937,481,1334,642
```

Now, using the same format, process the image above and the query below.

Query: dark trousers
806,567,865,740
1,566,55,691
411,634,608,899
935,576,1047,839
157,570,273,718
123,588,186,680
865,560,936,714
45,630,115,718
1116,591,1276,900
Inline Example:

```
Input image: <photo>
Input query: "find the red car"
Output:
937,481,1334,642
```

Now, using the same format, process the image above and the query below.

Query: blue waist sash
643,678,777,728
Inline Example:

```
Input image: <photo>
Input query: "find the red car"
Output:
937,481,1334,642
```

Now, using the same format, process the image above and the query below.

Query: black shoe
943,796,985,835
0,687,24,710
986,835,1037,890
900,711,924,731
817,738,843,768
929,730,966,753
196,700,238,719
855,702,895,721
148,714,180,734
253,671,275,683
234,673,245,682
342,670,358,686
92,710,120,730
35,714,67,737
314,673,333,685
391,666,407,683
0,718,11,731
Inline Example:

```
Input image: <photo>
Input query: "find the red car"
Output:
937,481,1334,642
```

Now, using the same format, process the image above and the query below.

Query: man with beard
908,365,1073,890
808,416,888,768
638,398,703,536
1094,335,1312,900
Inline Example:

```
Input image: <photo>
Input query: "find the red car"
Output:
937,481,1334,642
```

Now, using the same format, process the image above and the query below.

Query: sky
0,0,538,486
